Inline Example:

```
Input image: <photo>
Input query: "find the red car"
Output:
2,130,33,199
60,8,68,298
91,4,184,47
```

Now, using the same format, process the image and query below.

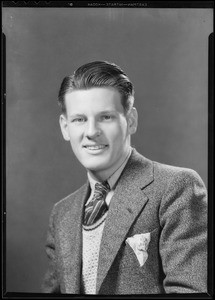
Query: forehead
64,87,124,113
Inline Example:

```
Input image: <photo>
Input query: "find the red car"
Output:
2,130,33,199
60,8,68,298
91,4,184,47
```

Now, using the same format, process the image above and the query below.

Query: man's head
58,61,134,116
59,61,138,181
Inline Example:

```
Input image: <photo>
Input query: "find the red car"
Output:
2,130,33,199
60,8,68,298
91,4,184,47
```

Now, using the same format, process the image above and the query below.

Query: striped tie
83,181,110,226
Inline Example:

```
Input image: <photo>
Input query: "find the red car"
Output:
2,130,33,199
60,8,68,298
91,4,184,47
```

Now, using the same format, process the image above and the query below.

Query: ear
127,107,138,135
59,114,70,141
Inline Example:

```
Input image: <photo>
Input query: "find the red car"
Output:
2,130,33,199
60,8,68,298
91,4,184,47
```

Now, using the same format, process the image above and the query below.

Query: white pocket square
126,233,151,267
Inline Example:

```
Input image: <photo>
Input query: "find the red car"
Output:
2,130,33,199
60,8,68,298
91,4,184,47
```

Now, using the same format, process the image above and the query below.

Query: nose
85,119,101,139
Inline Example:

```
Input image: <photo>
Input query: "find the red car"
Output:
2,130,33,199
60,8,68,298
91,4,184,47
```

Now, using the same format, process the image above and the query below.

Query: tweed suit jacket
42,149,207,295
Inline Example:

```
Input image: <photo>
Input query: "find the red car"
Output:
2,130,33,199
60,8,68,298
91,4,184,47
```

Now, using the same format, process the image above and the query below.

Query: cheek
106,121,127,138
107,133,127,153
110,123,128,142
68,127,82,141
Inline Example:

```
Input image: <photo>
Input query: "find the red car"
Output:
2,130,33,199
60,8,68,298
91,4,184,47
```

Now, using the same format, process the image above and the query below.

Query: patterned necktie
83,181,110,226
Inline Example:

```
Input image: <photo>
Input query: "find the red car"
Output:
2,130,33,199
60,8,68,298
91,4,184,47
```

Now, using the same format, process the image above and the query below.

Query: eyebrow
68,114,85,120
68,110,117,118
98,110,117,114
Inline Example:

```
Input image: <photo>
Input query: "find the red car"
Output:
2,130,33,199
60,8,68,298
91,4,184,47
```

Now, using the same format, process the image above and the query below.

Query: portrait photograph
2,1,213,297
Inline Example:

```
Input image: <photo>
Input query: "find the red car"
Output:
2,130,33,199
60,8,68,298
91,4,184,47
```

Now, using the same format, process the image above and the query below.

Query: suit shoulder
129,149,205,187
154,160,196,174
153,160,205,187
53,183,88,212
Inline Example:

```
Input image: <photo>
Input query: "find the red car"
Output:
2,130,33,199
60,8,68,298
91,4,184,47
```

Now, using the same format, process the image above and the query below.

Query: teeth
85,145,106,150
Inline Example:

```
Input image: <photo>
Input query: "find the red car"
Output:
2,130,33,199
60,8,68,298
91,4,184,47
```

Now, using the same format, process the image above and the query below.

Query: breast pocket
125,227,160,269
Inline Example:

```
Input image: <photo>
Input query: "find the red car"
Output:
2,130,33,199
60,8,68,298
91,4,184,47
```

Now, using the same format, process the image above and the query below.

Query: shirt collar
87,147,132,191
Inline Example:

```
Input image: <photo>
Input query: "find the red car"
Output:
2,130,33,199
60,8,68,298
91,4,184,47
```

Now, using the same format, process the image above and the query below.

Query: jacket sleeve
159,169,207,293
41,205,61,293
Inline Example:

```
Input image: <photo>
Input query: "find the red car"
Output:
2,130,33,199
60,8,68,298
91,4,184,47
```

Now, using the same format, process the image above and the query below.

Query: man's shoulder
54,183,88,211
153,159,203,182
132,149,198,174
132,148,205,185
151,159,207,194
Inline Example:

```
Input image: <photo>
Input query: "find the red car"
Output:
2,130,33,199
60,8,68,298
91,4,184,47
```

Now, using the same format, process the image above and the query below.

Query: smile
83,145,108,150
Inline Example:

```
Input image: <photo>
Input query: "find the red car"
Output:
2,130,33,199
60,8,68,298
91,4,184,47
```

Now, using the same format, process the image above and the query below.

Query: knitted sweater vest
81,213,107,294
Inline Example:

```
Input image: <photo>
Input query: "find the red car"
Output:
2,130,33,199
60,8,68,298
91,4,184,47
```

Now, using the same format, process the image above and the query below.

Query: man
42,61,207,294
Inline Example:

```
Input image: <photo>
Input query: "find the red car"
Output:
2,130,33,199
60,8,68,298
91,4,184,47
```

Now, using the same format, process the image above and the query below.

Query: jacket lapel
96,149,154,293
60,182,89,294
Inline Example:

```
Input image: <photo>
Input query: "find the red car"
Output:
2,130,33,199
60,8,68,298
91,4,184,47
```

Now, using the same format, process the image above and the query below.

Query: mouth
83,144,108,151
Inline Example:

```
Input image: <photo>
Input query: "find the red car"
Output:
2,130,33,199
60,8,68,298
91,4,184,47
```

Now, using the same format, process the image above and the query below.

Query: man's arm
159,169,207,293
42,205,61,293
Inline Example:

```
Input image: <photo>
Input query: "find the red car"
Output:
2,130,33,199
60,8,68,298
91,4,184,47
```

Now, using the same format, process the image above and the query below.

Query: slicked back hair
58,61,135,115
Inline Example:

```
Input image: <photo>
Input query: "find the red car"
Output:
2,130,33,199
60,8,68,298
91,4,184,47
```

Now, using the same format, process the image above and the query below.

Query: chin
84,162,108,172
81,159,110,172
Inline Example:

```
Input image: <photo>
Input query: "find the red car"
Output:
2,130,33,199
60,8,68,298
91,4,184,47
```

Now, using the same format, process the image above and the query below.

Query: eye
72,117,85,123
100,115,113,121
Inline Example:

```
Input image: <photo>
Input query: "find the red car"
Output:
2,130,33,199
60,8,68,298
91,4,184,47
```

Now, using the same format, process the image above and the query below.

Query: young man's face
60,87,137,180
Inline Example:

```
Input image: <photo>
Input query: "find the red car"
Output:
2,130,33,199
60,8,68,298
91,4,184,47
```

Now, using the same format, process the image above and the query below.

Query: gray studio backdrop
3,7,212,293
